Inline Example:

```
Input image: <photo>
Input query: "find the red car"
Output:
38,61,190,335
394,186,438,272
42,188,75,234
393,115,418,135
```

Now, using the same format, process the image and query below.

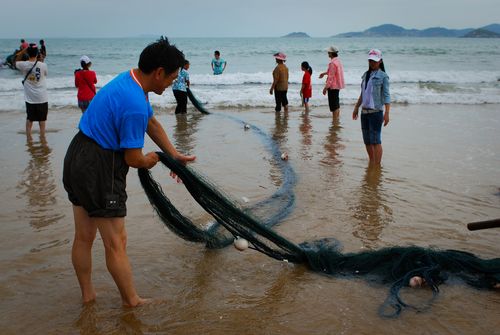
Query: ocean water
1,37,500,111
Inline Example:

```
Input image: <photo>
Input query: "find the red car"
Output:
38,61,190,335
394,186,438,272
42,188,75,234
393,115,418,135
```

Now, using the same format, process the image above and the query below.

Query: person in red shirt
300,61,313,113
20,39,29,50
74,55,97,112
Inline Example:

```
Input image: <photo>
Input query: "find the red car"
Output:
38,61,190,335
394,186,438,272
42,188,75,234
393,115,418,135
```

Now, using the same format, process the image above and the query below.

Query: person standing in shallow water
319,46,345,119
269,52,289,113
353,49,391,166
74,55,97,113
15,43,49,139
211,50,226,75
63,37,196,307
172,60,190,114
38,39,47,61
300,61,313,113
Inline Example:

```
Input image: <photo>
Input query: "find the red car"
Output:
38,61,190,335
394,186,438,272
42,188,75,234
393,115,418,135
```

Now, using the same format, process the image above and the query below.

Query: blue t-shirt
172,68,189,92
79,71,153,151
211,58,225,75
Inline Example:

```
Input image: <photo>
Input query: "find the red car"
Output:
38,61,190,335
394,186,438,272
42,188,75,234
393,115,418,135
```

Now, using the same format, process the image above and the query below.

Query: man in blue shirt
63,37,195,307
211,50,226,75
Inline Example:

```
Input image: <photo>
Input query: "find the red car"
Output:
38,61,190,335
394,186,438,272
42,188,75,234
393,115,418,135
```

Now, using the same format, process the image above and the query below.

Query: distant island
282,32,310,38
462,28,500,38
334,23,500,38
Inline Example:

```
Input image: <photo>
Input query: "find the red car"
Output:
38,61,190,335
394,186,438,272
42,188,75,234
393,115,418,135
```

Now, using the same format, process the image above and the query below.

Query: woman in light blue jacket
353,49,391,165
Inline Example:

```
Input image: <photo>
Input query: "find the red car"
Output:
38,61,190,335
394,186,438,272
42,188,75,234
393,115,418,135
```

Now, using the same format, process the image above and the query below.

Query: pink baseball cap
273,52,287,61
368,49,382,62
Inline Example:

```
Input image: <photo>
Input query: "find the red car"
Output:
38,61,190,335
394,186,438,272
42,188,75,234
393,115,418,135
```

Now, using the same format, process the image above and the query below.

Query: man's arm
146,116,196,163
124,148,159,169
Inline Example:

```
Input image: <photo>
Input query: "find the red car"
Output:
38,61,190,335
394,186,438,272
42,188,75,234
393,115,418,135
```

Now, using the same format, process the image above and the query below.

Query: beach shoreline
0,102,499,333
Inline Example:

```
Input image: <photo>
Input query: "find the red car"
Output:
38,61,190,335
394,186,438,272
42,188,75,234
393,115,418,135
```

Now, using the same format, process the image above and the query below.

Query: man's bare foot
123,297,152,308
82,291,96,304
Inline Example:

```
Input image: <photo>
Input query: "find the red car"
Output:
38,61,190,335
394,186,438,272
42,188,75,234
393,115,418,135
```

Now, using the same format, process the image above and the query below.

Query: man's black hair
214,50,220,56
138,36,185,74
27,44,39,58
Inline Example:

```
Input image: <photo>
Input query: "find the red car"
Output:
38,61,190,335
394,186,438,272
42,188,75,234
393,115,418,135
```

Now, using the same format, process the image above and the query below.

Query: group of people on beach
269,46,391,166
171,50,227,114
12,37,391,307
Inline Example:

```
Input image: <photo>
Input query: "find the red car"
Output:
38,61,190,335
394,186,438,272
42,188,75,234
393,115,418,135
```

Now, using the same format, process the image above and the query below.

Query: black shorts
26,102,48,121
327,89,340,111
274,90,288,112
63,131,129,217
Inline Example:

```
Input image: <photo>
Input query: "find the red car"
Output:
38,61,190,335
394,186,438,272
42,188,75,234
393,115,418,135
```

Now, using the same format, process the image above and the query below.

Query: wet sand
0,104,499,334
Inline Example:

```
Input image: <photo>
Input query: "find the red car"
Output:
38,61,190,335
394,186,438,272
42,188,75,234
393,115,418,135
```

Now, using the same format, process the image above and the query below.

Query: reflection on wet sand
268,111,290,188
173,113,204,154
17,135,64,229
351,165,393,248
271,111,289,146
321,118,345,169
299,112,312,160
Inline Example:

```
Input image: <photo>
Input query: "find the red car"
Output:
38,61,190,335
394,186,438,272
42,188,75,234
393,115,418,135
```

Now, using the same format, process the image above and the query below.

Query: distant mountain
334,23,500,37
282,32,310,38
462,29,500,38
481,24,500,34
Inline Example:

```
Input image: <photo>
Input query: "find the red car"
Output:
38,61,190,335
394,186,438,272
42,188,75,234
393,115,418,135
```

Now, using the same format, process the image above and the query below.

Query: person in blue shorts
63,37,196,307
352,49,391,165
211,50,226,75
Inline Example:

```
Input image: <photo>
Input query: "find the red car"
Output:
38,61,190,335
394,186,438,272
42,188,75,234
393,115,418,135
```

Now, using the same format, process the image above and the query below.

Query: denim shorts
78,100,91,112
360,111,383,145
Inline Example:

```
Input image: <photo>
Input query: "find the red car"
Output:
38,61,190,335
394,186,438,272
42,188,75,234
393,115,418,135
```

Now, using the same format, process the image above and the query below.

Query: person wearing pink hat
352,49,391,165
269,52,289,113
319,45,345,119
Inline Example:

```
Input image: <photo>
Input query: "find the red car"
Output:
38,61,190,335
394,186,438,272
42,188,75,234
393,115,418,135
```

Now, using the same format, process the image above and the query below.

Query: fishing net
140,95,500,316
139,114,296,249
139,151,500,317
187,88,210,114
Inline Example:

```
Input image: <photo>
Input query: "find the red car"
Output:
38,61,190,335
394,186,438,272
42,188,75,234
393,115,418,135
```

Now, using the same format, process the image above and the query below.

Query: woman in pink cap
352,49,391,165
269,52,289,113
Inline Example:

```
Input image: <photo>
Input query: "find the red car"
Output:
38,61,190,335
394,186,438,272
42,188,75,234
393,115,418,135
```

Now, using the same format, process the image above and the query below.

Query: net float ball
234,238,249,251
281,152,288,161
409,276,424,288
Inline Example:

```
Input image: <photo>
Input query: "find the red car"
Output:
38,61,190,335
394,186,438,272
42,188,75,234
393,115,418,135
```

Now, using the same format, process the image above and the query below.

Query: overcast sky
1,0,498,38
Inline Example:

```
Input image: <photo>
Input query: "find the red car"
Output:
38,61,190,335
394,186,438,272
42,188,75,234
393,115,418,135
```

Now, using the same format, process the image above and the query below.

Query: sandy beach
0,103,499,334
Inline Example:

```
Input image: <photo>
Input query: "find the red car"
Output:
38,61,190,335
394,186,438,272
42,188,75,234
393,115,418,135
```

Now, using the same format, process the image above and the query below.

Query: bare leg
95,217,147,307
332,108,340,119
365,144,375,163
373,144,383,165
39,121,46,138
72,206,97,303
284,105,288,113
304,103,309,113
25,119,33,138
